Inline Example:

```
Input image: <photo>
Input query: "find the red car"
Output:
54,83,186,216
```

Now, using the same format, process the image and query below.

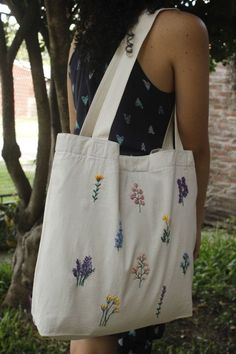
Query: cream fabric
31,7,197,340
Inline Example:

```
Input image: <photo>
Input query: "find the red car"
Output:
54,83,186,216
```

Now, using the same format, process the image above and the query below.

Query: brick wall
0,61,36,118
206,62,236,224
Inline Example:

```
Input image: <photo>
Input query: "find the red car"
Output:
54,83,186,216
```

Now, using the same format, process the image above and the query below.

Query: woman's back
68,6,210,354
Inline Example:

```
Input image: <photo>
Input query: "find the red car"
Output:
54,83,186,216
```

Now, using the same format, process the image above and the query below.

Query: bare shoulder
153,9,209,48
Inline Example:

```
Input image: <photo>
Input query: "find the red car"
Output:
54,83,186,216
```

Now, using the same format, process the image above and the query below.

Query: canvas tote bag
31,7,197,340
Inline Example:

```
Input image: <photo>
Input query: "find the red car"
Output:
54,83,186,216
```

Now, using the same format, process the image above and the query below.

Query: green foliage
193,228,236,303
0,202,18,250
153,228,236,354
0,262,12,304
0,307,69,354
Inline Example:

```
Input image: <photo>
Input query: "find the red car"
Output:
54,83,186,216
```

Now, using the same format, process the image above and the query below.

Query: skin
67,9,210,354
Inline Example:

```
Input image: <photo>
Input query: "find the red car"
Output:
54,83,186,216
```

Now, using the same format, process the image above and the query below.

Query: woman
67,1,210,353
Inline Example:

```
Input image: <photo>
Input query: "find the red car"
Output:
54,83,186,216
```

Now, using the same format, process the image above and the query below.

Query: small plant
156,285,167,319
115,221,124,251
180,253,190,274
72,256,95,286
99,295,120,327
92,175,104,202
131,253,150,288
130,183,145,212
161,215,171,244
177,177,189,205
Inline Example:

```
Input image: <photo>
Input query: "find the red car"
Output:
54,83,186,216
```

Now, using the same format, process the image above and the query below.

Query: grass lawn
0,115,37,202
0,227,235,354
0,160,35,203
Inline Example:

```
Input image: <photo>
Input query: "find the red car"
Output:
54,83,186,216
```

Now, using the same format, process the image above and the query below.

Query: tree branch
0,16,32,206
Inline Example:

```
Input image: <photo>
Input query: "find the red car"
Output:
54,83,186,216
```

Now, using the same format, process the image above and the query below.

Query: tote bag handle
79,7,183,151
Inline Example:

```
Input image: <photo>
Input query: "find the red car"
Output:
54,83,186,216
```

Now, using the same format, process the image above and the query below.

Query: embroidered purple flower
92,175,104,202
99,295,120,327
177,177,189,205
72,256,95,286
115,221,124,251
130,183,145,212
131,253,150,288
156,285,167,319
180,253,190,274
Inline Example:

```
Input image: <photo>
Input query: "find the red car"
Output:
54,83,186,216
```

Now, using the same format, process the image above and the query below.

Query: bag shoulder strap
80,7,183,151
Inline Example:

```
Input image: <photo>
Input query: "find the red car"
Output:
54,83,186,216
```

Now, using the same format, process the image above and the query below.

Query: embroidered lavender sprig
92,175,104,202
180,253,190,274
156,285,167,319
177,177,189,205
161,215,171,244
130,183,145,212
99,295,120,327
72,256,95,286
115,221,124,251
131,253,150,288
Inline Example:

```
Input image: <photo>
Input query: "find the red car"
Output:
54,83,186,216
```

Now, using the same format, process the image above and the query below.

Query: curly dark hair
74,0,170,71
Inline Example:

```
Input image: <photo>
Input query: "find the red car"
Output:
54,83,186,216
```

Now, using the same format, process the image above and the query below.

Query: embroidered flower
177,177,189,205
130,183,145,212
115,221,124,251
180,253,190,274
92,175,104,202
156,285,167,319
161,215,171,244
99,295,121,327
72,256,95,286
131,253,150,288
96,175,104,182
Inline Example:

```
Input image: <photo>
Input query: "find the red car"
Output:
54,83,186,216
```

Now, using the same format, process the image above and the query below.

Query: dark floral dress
69,48,175,353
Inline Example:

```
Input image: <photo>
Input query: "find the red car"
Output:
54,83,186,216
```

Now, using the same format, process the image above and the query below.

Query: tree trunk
1,224,42,310
19,28,51,231
1,1,51,309
0,15,32,208
44,0,70,133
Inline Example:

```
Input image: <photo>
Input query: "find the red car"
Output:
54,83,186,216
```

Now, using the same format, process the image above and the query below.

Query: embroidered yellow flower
113,296,120,307
96,175,104,182
99,295,121,327
101,304,108,311
114,306,120,313
162,215,169,223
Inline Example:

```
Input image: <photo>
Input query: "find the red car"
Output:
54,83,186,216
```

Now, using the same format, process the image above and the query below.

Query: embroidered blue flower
115,221,124,251
180,253,190,274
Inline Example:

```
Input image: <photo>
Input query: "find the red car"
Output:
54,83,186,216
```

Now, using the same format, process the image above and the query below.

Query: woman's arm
169,11,210,260
67,38,77,134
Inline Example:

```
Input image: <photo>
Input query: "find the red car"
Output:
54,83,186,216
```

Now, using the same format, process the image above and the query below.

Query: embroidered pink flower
131,253,150,288
130,183,145,212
